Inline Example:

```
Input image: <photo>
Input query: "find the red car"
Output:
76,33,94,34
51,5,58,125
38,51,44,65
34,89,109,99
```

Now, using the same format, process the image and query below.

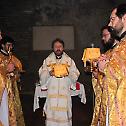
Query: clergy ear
122,14,126,21
1,44,4,48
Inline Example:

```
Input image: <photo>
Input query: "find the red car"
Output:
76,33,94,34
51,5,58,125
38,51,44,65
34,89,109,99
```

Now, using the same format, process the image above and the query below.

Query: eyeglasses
102,33,110,37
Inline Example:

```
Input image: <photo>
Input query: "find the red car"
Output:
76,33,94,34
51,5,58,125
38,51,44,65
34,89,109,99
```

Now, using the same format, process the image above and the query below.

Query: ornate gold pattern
0,53,25,126
92,38,126,126
47,117,72,123
48,94,68,99
48,63,69,77
50,106,67,111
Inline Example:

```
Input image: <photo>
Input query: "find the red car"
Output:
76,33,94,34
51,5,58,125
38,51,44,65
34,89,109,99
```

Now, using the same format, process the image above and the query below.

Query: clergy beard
113,23,123,37
103,38,114,52
54,50,63,57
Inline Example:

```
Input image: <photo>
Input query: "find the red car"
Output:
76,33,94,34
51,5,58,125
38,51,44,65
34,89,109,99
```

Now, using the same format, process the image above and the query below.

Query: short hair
1,35,15,45
116,3,126,18
51,38,65,48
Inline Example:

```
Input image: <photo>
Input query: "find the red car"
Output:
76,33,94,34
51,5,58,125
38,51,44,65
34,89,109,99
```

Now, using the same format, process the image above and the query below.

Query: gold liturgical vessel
53,64,69,78
82,44,100,72
48,63,69,78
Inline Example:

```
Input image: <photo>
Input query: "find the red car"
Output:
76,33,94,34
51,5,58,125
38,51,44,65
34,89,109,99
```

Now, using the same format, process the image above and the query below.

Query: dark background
0,0,125,125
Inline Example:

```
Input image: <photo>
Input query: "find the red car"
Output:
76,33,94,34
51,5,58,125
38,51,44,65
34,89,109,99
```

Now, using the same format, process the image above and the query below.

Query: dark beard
103,38,115,52
111,26,123,40
54,50,63,57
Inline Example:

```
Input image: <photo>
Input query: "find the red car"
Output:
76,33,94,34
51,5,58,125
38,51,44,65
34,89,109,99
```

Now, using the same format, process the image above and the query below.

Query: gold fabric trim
48,94,67,99
50,106,67,111
47,117,72,123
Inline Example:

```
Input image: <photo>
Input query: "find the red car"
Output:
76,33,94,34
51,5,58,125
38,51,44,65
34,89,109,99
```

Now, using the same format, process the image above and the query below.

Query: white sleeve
39,59,50,86
68,59,80,84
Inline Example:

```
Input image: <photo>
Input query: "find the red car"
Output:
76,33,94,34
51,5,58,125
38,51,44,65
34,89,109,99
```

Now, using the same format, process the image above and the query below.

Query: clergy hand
62,73,69,77
7,63,15,73
49,70,55,76
93,70,98,79
97,54,108,72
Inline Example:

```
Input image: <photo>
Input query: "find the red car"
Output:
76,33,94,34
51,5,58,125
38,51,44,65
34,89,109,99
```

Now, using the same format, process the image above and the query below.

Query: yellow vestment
92,37,126,126
0,52,25,126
